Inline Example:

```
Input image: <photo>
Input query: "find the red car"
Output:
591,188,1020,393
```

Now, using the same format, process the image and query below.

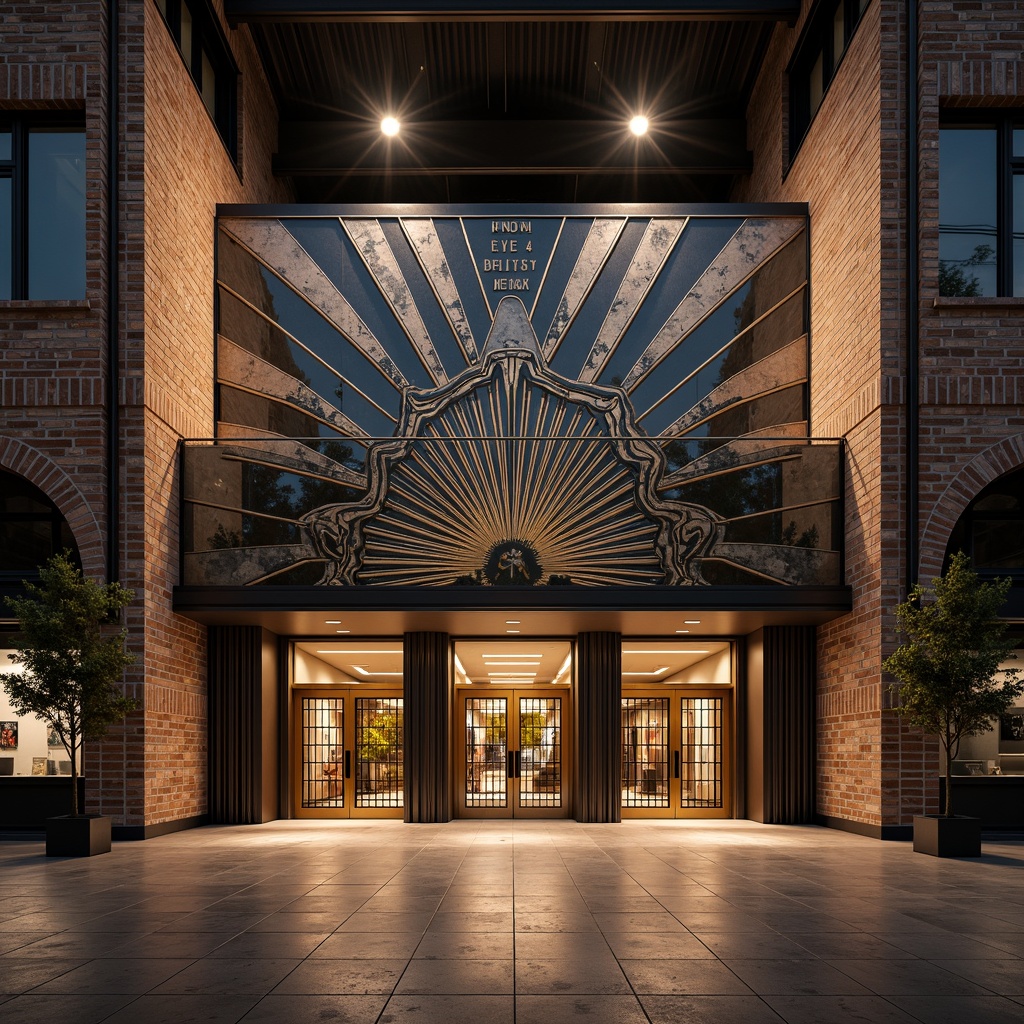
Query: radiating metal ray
222,218,407,389
622,218,805,393
343,219,449,386
542,217,627,362
401,218,477,364
578,217,688,384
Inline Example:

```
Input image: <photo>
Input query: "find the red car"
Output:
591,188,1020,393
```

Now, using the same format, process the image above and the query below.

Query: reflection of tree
939,244,993,297
781,520,819,549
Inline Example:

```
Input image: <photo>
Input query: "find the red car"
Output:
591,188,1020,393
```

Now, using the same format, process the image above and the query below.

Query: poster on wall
1000,712,1024,754
0,721,17,749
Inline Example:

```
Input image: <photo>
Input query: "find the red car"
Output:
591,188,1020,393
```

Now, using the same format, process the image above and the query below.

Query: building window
0,471,79,585
0,118,86,301
947,468,1024,579
788,0,871,159
154,0,238,159
939,114,1024,298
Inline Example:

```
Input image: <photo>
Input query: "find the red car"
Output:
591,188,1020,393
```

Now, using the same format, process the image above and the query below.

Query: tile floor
1,820,1023,1024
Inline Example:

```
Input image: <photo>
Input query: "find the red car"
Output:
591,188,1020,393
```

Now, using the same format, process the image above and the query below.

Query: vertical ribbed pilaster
763,625,817,824
575,631,621,822
404,631,451,823
208,625,261,824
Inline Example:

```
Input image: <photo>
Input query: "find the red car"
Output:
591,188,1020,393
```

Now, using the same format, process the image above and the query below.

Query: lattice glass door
293,690,404,819
459,690,567,818
621,690,731,819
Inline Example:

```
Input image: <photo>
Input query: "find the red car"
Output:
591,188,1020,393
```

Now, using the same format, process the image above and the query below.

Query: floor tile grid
2,823,1024,1024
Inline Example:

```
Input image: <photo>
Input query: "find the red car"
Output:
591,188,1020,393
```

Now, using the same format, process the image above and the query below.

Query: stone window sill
933,296,1024,311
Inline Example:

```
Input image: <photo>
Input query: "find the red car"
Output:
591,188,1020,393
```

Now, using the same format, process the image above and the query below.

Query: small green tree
0,553,139,816
883,551,1023,818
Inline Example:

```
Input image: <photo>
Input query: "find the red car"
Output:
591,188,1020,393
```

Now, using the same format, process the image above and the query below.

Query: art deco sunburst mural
183,208,841,587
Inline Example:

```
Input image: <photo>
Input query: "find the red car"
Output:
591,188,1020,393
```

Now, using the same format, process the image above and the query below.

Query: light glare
629,115,649,136
381,116,400,137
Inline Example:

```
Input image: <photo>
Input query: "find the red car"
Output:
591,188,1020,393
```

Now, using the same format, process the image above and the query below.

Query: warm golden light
381,116,400,137
629,115,649,136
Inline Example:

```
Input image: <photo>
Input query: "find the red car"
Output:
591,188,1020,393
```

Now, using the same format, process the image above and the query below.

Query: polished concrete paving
1,820,1023,1024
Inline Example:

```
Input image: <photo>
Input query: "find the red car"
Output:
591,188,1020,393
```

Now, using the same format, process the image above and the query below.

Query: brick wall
0,0,290,828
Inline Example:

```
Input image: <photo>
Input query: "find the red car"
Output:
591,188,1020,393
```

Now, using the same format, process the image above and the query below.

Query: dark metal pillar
575,631,621,823
404,631,451,823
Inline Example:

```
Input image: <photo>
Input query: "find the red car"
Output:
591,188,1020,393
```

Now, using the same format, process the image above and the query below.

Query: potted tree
884,551,1023,857
0,552,138,856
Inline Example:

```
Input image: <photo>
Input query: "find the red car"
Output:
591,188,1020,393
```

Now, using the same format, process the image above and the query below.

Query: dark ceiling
225,2,797,203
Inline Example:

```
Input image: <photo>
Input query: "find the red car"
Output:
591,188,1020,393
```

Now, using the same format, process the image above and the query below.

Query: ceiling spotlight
381,116,400,137
629,115,649,137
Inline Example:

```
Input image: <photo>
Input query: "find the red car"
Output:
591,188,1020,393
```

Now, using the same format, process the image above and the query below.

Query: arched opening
945,465,1024,579
0,469,81,587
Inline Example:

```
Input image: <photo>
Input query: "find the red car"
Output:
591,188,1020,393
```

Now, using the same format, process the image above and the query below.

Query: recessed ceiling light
675,629,690,634
506,629,520,634
629,114,649,136
381,115,400,137
505,620,521,625
684,620,701,625
483,652,542,658
623,649,709,655
325,620,342,625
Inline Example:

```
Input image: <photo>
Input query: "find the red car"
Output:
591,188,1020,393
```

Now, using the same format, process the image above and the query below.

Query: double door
292,689,403,818
458,688,567,818
621,690,731,818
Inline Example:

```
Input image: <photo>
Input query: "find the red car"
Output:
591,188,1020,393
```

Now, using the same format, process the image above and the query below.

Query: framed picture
47,726,61,748
999,712,1024,754
0,721,17,750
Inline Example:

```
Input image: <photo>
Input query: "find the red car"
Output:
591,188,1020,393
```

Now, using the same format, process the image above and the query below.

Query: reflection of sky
939,128,996,294
27,132,85,299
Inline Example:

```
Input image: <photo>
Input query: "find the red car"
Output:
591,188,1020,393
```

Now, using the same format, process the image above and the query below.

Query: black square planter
45,815,112,857
913,814,981,858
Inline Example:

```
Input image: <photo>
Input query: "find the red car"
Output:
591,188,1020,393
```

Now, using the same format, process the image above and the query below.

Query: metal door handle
508,750,515,778
514,751,522,778
344,750,352,779
673,750,680,779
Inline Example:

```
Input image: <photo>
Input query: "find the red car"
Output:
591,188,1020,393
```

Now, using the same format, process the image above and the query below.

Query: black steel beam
274,118,751,175
227,1,799,25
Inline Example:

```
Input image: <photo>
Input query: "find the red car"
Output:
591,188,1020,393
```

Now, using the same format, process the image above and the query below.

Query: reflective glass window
27,130,86,300
0,177,10,300
939,127,997,297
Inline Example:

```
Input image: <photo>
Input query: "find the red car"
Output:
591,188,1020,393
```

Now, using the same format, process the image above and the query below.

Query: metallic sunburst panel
302,295,720,587
186,207,841,588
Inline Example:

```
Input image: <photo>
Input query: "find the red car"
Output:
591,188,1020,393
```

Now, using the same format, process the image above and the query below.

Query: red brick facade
2,0,1022,834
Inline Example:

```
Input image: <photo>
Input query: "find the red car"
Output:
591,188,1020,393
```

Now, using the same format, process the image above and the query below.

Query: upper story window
154,0,238,159
788,0,871,160
939,113,1024,298
0,117,86,301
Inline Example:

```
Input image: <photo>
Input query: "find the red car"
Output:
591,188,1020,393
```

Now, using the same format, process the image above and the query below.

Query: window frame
154,0,239,161
0,471,80,586
787,0,872,164
0,114,86,301
939,111,1024,298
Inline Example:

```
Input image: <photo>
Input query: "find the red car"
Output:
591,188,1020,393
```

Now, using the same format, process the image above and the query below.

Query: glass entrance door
292,690,404,819
621,690,731,818
458,689,567,819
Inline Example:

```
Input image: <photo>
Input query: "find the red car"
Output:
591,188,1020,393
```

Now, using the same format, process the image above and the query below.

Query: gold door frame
291,687,404,820
456,687,570,820
621,688,733,820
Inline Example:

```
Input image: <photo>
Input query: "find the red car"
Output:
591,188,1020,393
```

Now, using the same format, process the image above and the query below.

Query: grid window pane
0,132,11,160
27,130,85,299
680,697,723,809
622,697,669,808
355,697,403,808
519,697,560,808
301,697,344,808
465,697,507,808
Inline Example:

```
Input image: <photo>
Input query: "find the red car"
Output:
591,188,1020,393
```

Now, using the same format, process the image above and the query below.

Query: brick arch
0,437,106,580
919,433,1024,581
